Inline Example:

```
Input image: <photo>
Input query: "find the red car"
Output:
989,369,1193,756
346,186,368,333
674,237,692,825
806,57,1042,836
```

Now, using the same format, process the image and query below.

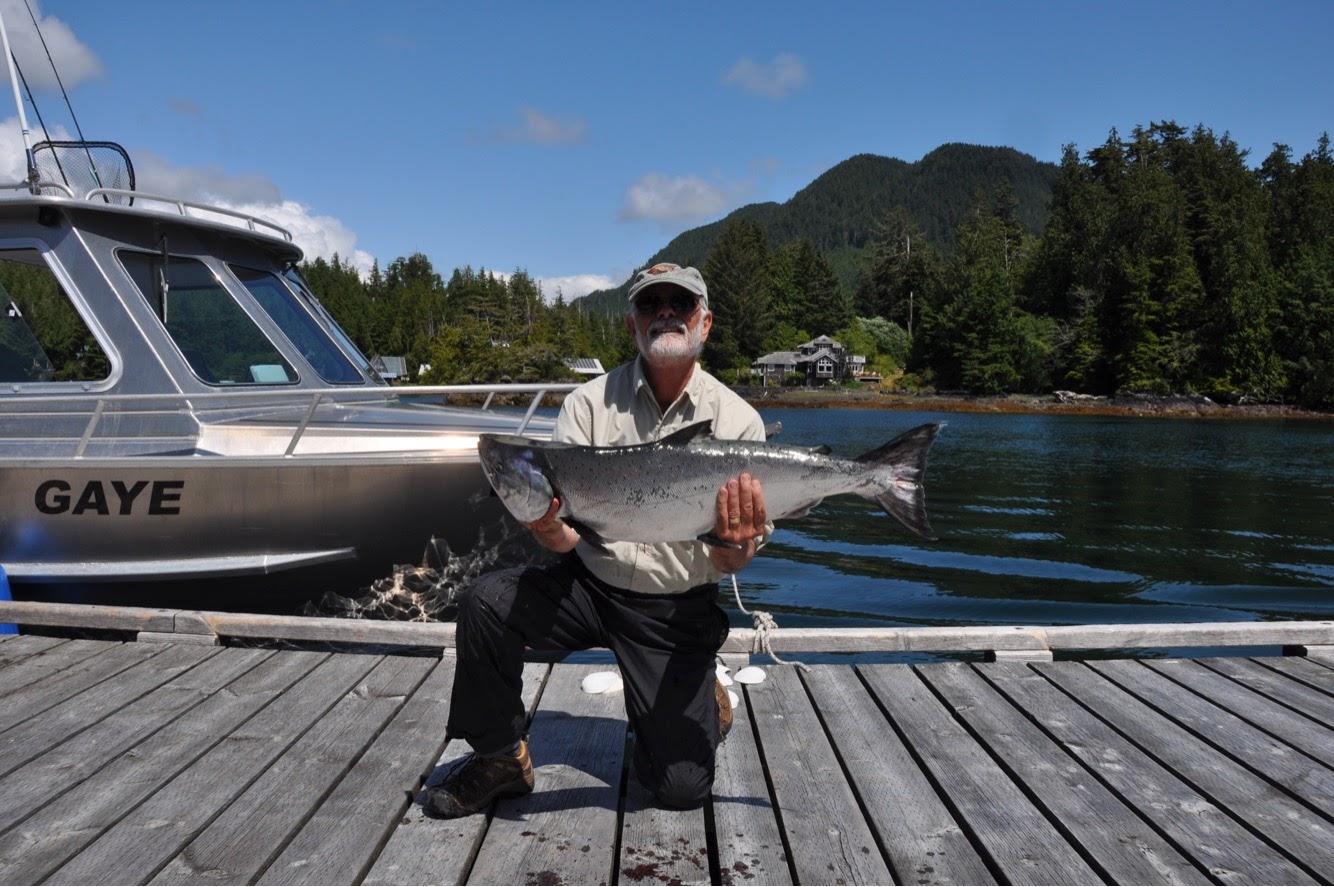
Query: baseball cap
627,263,709,310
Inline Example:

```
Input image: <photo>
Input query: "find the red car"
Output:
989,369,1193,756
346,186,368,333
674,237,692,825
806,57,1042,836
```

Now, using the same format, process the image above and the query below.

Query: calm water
737,409,1334,628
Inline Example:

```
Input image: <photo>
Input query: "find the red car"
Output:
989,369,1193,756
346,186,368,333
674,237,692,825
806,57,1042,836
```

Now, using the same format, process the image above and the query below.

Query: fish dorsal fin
807,444,833,456
657,420,713,447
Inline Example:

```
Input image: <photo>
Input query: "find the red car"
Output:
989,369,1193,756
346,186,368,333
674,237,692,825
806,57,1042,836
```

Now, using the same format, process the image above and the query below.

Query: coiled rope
728,573,808,671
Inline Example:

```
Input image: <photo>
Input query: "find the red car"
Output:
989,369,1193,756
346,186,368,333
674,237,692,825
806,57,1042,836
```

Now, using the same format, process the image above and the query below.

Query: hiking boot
422,740,533,819
716,677,733,740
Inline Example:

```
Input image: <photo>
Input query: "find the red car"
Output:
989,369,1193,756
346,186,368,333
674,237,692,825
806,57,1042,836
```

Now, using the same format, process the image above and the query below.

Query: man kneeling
425,263,769,816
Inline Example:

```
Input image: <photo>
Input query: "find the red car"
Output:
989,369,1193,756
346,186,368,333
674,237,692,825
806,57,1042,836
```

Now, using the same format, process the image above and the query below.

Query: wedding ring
728,516,741,527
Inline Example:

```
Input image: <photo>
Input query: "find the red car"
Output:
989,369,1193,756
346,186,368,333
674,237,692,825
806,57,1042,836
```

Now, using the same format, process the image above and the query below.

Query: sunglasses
633,291,700,317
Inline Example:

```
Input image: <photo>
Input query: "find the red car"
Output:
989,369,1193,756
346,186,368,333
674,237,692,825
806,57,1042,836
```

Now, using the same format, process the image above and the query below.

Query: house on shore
752,335,872,386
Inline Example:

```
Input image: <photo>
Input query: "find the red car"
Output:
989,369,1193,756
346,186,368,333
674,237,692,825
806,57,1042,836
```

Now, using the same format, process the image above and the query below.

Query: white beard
636,318,704,366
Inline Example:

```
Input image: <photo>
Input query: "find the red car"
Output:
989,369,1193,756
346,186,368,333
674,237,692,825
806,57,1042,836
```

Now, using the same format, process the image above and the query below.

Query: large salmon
477,420,940,548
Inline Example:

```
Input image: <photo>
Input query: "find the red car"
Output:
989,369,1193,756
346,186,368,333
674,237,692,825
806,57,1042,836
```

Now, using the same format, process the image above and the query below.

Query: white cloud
0,118,376,277
491,270,617,302
537,273,617,301
495,107,587,145
134,150,281,204
723,53,808,100
0,0,102,91
620,172,747,222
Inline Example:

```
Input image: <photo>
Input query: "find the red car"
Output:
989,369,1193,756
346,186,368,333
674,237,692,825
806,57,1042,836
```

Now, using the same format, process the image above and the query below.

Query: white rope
728,573,809,671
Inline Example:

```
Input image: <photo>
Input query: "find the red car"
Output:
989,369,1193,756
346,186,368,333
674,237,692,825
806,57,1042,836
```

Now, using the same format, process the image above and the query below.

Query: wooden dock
0,609,1332,885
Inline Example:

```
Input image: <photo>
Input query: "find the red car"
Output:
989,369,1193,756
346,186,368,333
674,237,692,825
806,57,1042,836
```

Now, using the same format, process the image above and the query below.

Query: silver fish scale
545,438,881,543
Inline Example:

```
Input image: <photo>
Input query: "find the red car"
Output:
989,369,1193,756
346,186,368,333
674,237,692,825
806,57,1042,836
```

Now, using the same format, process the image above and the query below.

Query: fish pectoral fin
782,498,825,519
696,532,744,550
657,420,714,446
564,516,612,552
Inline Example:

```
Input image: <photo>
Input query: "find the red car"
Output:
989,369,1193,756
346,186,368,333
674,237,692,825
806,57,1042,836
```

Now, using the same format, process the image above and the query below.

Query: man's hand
709,472,766,574
524,498,579,553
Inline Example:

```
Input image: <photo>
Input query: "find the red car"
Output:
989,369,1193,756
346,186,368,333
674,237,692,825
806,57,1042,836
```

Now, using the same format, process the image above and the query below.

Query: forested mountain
578,144,1058,313
283,123,1331,408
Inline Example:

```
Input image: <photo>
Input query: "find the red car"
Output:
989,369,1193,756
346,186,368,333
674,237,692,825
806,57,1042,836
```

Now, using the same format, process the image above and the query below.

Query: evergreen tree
702,220,771,369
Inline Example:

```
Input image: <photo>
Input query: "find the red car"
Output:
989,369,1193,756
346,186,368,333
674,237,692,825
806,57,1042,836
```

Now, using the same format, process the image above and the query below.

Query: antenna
0,9,37,190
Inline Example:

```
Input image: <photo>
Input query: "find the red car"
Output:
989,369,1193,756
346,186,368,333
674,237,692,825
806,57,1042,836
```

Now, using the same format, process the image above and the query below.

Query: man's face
626,285,712,366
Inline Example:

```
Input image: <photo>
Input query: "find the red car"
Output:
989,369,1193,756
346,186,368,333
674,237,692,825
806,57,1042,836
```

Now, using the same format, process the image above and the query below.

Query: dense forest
301,256,635,384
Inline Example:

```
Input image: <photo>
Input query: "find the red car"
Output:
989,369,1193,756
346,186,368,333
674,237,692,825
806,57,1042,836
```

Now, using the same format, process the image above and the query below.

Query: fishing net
31,141,135,202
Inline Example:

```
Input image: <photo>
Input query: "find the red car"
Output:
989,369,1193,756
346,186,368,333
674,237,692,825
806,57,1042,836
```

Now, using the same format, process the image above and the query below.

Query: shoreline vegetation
732,386,1334,421
446,385,1331,421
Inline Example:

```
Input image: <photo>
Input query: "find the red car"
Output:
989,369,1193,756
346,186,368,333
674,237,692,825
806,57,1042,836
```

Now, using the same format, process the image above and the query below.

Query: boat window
119,251,296,386
280,267,383,384
229,265,363,384
0,248,109,383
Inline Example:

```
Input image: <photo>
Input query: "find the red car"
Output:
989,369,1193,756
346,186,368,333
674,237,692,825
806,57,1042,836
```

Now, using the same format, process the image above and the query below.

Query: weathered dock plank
710,681,793,887
1196,657,1334,730
803,665,993,886
0,647,265,845
747,665,893,885
466,664,627,887
1256,655,1334,694
0,638,115,696
0,650,321,885
0,643,226,799
0,640,165,737
861,665,1101,885
46,653,380,886
921,663,1206,885
0,633,66,666
150,654,430,886
1098,660,1334,812
1040,661,1334,882
364,662,551,886
980,661,1316,885
619,764,710,886
257,656,456,885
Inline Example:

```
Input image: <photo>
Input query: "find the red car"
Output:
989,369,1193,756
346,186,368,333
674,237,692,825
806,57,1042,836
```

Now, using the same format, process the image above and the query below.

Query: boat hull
0,454,510,594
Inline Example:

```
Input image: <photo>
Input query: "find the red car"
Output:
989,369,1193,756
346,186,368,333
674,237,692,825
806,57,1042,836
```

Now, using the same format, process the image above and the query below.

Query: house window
817,359,833,376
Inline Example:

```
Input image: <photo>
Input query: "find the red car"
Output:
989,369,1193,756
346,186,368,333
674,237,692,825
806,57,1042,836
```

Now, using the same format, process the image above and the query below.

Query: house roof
371,355,408,377
752,351,800,366
563,357,605,375
801,335,842,349
795,347,836,364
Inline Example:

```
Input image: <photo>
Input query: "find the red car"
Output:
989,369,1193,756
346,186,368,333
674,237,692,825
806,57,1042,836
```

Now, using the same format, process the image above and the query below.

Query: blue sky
4,0,1331,297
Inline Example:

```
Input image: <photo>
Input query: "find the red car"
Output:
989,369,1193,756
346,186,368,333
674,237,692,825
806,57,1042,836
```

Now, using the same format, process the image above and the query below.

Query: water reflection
746,408,1334,626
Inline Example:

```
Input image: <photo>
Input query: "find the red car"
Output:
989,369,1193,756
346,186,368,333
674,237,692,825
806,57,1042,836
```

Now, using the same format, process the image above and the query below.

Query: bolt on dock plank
0,606,1331,885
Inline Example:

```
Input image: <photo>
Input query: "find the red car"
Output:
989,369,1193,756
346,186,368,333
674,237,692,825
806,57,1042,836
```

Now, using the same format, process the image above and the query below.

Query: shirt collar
633,355,702,414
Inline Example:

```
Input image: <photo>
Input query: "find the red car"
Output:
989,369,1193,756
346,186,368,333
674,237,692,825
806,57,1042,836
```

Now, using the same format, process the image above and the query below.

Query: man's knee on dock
648,759,714,810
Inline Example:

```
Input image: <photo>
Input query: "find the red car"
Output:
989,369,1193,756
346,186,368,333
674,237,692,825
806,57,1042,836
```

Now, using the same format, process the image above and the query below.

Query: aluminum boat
0,55,572,605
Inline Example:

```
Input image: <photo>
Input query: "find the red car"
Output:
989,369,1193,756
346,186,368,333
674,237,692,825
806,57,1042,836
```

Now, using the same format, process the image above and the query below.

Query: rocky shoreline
734,387,1334,420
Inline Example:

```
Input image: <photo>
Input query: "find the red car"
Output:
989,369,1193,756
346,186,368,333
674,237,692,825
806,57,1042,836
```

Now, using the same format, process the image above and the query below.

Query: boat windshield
229,265,363,384
120,251,297,386
280,267,383,384
0,248,109,383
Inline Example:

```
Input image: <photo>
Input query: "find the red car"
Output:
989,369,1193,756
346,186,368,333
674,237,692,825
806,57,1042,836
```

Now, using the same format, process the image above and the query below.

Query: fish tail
855,422,941,540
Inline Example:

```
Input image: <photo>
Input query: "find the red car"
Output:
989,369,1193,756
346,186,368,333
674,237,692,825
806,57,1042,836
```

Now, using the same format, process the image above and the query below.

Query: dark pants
446,553,729,808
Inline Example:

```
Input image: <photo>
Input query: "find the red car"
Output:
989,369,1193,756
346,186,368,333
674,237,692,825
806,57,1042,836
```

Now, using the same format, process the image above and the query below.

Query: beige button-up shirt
552,357,768,594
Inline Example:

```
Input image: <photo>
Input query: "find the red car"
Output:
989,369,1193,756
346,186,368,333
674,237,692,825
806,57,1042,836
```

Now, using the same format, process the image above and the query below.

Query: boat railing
82,188,296,242
0,179,75,198
0,383,579,458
